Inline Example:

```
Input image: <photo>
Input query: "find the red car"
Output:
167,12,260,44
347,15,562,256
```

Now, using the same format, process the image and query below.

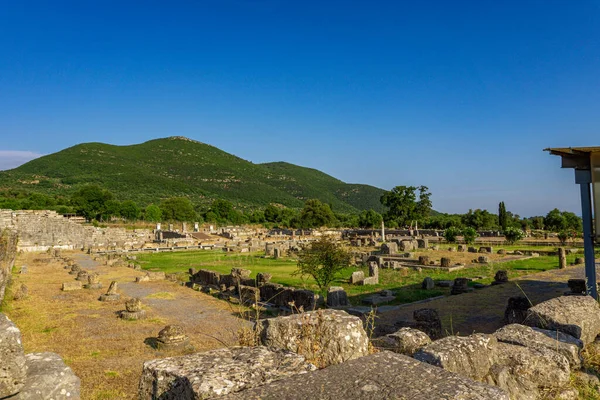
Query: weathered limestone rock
487,342,571,400
138,346,316,399
417,238,429,249
413,308,442,340
492,270,508,285
368,261,378,280
457,244,466,252
231,268,252,280
418,255,429,266
156,325,190,350
290,289,317,311
468,246,477,253
450,277,469,295
99,281,120,302
477,256,490,263
362,290,395,305
75,270,89,281
494,324,581,368
0,313,27,398
223,351,509,400
84,273,102,289
350,270,364,284
399,240,415,252
120,297,146,320
422,277,434,290
326,286,348,307
62,281,82,291
14,352,80,400
440,257,451,268
68,265,81,275
531,327,584,348
258,309,369,367
191,269,221,286
256,272,272,285
145,271,166,281
478,246,492,254
574,257,585,265
497,249,507,255
376,327,431,356
524,295,600,346
239,285,260,305
504,296,531,324
414,333,497,381
361,276,378,285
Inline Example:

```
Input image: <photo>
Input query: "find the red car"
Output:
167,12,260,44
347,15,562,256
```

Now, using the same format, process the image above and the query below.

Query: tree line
0,185,582,233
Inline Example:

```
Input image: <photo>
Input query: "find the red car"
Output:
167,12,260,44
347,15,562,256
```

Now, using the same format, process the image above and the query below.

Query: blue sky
1,1,599,217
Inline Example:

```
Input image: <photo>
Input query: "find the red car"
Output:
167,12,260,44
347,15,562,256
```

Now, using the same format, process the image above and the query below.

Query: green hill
0,136,386,213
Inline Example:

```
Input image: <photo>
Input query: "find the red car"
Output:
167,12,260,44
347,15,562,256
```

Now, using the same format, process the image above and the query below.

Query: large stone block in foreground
14,352,80,400
0,313,27,398
258,309,369,367
221,351,509,399
138,346,316,399
524,295,600,347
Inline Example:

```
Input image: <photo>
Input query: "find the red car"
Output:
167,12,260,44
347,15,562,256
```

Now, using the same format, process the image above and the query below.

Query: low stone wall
0,209,153,252
0,229,18,304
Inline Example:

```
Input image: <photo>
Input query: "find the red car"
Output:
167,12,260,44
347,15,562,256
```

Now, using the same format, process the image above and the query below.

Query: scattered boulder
493,324,581,368
376,327,431,356
422,277,435,290
326,287,349,307
239,285,260,305
75,270,89,281
450,278,469,295
257,309,369,367
413,308,442,340
84,273,102,289
440,257,451,268
380,242,398,255
256,272,272,285
14,352,80,400
0,314,27,398
362,290,395,305
457,245,467,252
524,295,600,347
414,333,497,381
12,284,28,301
492,270,508,285
120,298,146,320
477,256,490,263
138,346,316,399
574,257,585,265
418,256,429,266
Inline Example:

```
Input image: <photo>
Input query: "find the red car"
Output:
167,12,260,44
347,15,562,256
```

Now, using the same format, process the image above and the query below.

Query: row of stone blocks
139,295,600,399
0,313,80,399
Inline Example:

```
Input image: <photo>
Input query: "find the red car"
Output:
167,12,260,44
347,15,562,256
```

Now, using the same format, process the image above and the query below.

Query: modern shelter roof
544,147,600,169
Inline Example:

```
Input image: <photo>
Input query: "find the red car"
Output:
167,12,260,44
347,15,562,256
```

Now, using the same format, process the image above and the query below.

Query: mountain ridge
0,136,386,213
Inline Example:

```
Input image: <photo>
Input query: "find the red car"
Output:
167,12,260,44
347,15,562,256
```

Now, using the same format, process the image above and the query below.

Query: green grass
137,250,578,306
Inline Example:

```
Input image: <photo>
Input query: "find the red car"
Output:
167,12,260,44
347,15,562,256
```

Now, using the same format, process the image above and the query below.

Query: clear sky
1,1,599,217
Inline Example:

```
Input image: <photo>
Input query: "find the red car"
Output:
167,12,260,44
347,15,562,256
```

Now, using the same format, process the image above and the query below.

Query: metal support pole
576,169,597,299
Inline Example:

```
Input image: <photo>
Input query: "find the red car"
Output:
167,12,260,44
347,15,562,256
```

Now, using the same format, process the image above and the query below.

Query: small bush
504,227,524,245
444,227,461,243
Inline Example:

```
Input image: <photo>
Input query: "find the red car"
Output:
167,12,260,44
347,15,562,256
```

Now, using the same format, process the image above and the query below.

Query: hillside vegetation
0,136,385,213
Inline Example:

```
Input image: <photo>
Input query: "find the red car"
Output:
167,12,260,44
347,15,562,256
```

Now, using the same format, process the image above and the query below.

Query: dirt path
376,264,592,336
4,251,248,399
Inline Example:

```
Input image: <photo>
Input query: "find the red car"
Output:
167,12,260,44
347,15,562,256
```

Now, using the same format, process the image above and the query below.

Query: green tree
444,226,461,243
264,204,281,223
544,208,566,232
144,204,162,222
498,201,507,231
160,197,196,221
461,209,498,230
380,185,432,227
358,209,383,228
70,185,114,221
298,199,336,228
295,236,351,295
120,200,141,221
462,227,478,245
504,227,524,245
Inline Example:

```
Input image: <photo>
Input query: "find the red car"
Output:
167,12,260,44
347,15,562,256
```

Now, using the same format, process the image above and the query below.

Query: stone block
14,352,80,400
258,309,369,367
326,286,349,307
422,277,434,290
350,271,364,284
62,281,82,291
375,327,431,356
0,313,27,398
414,333,497,381
524,295,600,347
138,346,316,399
239,285,260,305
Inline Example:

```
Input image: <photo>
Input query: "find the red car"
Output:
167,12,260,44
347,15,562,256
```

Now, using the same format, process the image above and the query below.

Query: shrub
461,227,478,245
504,227,524,245
444,227,461,243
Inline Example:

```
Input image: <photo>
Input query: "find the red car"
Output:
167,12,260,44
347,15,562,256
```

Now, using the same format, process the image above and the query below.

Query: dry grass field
1,251,246,400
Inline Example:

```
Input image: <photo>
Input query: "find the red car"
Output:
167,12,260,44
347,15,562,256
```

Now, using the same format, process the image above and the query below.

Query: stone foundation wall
0,210,153,252
0,229,18,304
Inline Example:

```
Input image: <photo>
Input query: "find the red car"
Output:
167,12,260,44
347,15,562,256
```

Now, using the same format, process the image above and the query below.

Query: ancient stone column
558,247,567,269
